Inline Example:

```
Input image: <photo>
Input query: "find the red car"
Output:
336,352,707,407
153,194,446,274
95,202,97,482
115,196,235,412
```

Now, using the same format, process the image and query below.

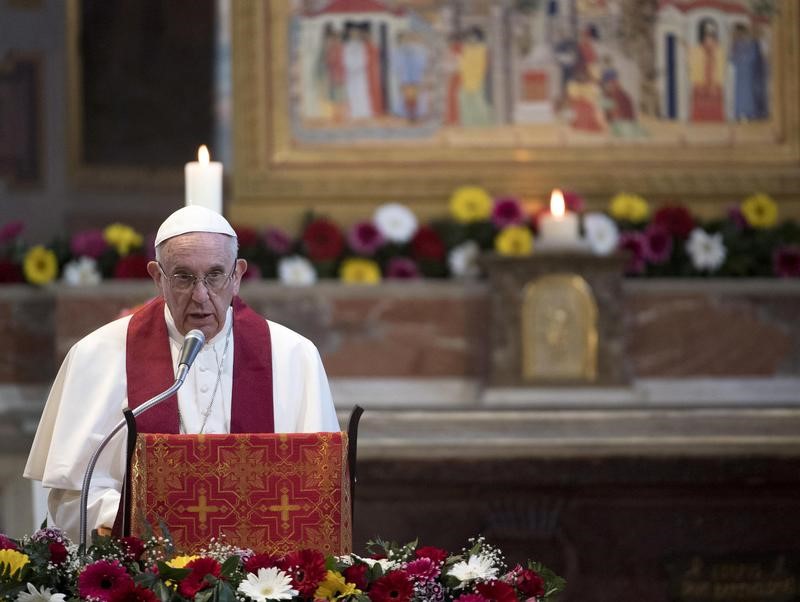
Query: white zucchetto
154,206,237,247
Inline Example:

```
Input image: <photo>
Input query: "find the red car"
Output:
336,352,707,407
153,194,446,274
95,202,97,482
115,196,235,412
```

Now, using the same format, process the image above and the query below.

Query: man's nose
191,279,211,302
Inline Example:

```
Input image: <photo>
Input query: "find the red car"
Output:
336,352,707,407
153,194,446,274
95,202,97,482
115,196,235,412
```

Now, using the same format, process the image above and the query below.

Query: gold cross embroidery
187,493,219,524
268,492,301,523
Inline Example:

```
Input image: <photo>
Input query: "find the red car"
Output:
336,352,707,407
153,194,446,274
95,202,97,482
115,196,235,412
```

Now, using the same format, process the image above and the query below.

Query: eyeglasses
158,262,236,293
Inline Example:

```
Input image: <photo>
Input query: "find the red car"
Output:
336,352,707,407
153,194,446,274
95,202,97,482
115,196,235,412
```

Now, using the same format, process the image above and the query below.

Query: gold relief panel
521,275,598,383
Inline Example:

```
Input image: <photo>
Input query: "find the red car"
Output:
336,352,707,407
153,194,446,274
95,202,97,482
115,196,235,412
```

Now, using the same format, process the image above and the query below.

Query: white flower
278,255,317,286
355,554,398,572
447,554,499,585
374,203,418,244
16,583,66,602
583,212,620,256
685,228,726,272
447,240,481,278
61,256,101,286
237,567,298,601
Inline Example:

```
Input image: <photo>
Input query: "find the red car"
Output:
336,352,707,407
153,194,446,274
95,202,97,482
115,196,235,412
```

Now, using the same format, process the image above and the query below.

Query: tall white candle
538,189,580,247
185,145,223,214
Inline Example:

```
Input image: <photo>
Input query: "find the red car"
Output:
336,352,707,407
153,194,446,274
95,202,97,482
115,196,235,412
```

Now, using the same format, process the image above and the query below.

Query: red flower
386,257,420,279
234,225,260,249
0,535,18,550
77,560,134,602
244,552,281,574
368,570,413,602
113,254,150,279
278,549,327,597
120,536,145,562
454,595,491,602
109,583,158,602
475,579,518,602
773,245,800,278
0,220,24,243
516,569,545,597
179,557,222,598
302,219,345,261
343,562,369,590
0,259,23,283
491,197,525,229
653,205,695,240
415,546,449,565
48,541,68,564
411,226,446,261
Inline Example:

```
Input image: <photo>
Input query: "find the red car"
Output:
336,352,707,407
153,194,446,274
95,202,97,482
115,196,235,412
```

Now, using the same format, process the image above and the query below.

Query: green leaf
219,556,240,579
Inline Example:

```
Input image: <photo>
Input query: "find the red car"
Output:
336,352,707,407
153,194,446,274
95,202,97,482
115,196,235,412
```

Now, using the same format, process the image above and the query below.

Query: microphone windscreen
178,329,205,369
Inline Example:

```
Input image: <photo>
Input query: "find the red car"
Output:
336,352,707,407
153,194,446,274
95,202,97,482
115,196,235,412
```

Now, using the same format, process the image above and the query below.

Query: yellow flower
166,555,199,569
741,193,778,228
104,223,143,256
449,186,493,223
0,549,30,579
495,225,534,256
22,246,58,285
314,570,360,601
340,258,381,285
609,193,649,223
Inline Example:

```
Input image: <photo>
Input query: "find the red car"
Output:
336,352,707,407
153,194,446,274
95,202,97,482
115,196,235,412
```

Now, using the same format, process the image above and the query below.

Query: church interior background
1,0,800,600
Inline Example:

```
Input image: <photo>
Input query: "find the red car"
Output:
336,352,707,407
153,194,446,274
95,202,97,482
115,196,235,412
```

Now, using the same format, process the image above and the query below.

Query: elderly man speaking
24,206,339,541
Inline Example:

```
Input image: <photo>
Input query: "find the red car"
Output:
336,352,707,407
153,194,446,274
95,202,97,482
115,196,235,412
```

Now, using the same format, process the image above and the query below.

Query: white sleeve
269,320,340,433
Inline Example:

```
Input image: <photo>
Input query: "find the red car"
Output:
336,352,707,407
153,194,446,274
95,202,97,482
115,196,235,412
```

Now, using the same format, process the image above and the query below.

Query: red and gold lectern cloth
129,432,351,555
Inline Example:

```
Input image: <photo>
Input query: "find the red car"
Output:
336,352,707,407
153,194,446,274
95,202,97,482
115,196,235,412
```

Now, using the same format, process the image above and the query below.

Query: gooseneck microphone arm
78,329,205,552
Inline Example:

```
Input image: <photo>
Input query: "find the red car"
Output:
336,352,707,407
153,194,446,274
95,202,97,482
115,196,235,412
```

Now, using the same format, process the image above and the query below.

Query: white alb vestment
24,305,339,542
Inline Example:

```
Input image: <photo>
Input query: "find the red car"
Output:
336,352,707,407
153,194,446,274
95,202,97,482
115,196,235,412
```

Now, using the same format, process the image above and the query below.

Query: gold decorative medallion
521,274,598,382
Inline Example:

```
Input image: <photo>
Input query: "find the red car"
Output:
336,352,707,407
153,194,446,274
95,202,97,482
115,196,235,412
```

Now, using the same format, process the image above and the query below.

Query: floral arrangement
1,188,799,287
0,528,564,602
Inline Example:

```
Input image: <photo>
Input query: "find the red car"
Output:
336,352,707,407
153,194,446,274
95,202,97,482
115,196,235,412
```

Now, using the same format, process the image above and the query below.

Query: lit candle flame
198,145,210,164
550,189,565,218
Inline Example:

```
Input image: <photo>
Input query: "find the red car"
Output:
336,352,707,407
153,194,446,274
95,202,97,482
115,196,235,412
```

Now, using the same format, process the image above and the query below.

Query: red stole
125,296,274,433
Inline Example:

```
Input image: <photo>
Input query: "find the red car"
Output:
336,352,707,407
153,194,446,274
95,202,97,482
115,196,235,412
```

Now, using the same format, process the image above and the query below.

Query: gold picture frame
236,1,800,227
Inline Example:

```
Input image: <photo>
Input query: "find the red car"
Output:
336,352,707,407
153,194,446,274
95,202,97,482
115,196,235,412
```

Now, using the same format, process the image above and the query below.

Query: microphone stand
78,372,190,553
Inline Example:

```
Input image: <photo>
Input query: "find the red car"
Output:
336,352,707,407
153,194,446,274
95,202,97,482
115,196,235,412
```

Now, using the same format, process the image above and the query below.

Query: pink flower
70,230,109,259
492,197,524,228
264,227,293,255
0,534,18,550
77,560,134,601
0,221,24,244
619,231,647,275
727,205,748,231
242,263,262,281
386,257,420,279
563,190,586,213
773,245,800,277
643,225,673,264
405,557,440,582
347,221,385,255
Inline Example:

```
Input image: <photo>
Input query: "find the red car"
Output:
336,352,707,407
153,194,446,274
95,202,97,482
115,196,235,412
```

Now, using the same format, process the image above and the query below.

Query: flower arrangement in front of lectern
0,528,565,602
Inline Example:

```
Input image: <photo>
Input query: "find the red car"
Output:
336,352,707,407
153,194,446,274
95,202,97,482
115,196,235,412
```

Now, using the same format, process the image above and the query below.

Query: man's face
147,232,247,340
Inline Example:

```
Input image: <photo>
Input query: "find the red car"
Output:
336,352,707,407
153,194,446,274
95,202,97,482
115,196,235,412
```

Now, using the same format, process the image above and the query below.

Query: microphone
175,329,206,383
78,328,206,551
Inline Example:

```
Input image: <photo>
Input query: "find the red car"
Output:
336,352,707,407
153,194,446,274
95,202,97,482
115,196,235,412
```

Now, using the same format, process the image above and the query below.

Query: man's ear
146,261,163,289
